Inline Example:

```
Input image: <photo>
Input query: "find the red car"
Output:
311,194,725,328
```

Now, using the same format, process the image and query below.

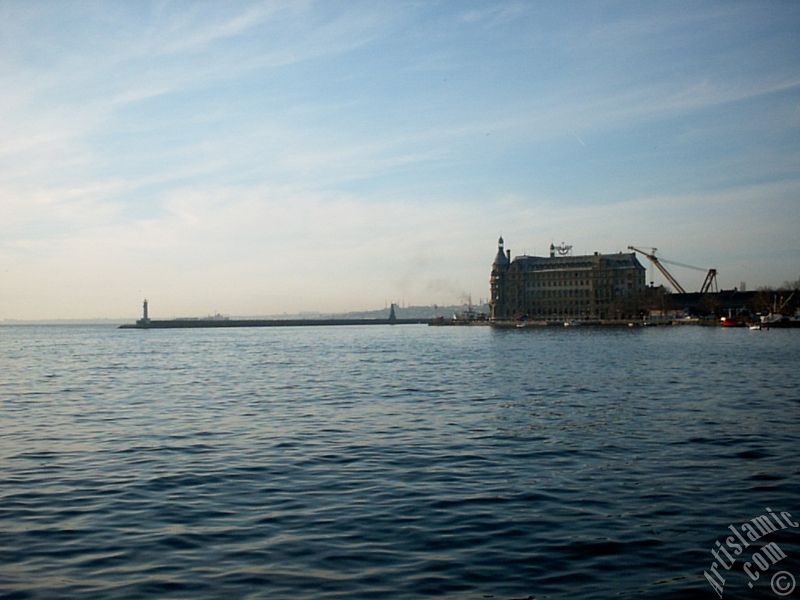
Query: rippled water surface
1,324,798,599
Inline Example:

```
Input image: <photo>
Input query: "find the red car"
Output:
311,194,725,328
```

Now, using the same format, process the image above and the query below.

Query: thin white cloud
157,2,301,55
459,3,527,26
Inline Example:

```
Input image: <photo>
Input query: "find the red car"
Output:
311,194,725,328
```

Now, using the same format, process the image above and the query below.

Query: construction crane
628,246,718,294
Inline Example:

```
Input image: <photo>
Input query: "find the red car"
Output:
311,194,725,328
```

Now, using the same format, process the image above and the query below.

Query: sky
1,1,799,319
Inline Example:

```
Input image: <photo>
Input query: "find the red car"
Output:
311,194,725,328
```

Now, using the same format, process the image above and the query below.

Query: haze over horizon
2,1,799,320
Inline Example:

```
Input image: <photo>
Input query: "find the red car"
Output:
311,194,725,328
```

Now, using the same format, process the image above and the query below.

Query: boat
758,294,800,328
428,307,489,326
719,316,745,327
759,313,800,328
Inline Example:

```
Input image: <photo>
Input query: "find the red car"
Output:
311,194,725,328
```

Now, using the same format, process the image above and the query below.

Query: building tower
142,299,149,323
489,236,510,320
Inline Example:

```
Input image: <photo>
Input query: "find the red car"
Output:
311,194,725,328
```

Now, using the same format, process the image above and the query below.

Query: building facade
490,237,646,321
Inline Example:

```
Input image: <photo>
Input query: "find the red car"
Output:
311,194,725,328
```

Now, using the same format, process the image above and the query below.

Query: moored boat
719,316,745,327
759,313,800,328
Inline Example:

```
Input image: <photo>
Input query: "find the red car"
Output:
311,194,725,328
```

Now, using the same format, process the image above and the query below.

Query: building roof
492,237,509,268
511,252,643,272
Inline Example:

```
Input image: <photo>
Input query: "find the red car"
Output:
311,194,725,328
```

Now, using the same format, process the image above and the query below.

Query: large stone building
490,237,646,321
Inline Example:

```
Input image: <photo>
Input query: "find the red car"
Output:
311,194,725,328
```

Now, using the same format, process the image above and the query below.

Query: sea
1,324,798,599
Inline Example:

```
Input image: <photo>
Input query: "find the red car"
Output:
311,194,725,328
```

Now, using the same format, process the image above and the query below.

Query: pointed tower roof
493,236,509,268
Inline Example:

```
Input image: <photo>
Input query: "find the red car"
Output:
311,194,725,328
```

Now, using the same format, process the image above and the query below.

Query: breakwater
119,318,425,329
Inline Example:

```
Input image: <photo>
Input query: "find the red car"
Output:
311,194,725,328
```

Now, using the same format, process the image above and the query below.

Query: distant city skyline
1,1,799,319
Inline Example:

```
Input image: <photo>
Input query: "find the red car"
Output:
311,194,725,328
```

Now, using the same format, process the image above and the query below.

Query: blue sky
1,1,799,318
